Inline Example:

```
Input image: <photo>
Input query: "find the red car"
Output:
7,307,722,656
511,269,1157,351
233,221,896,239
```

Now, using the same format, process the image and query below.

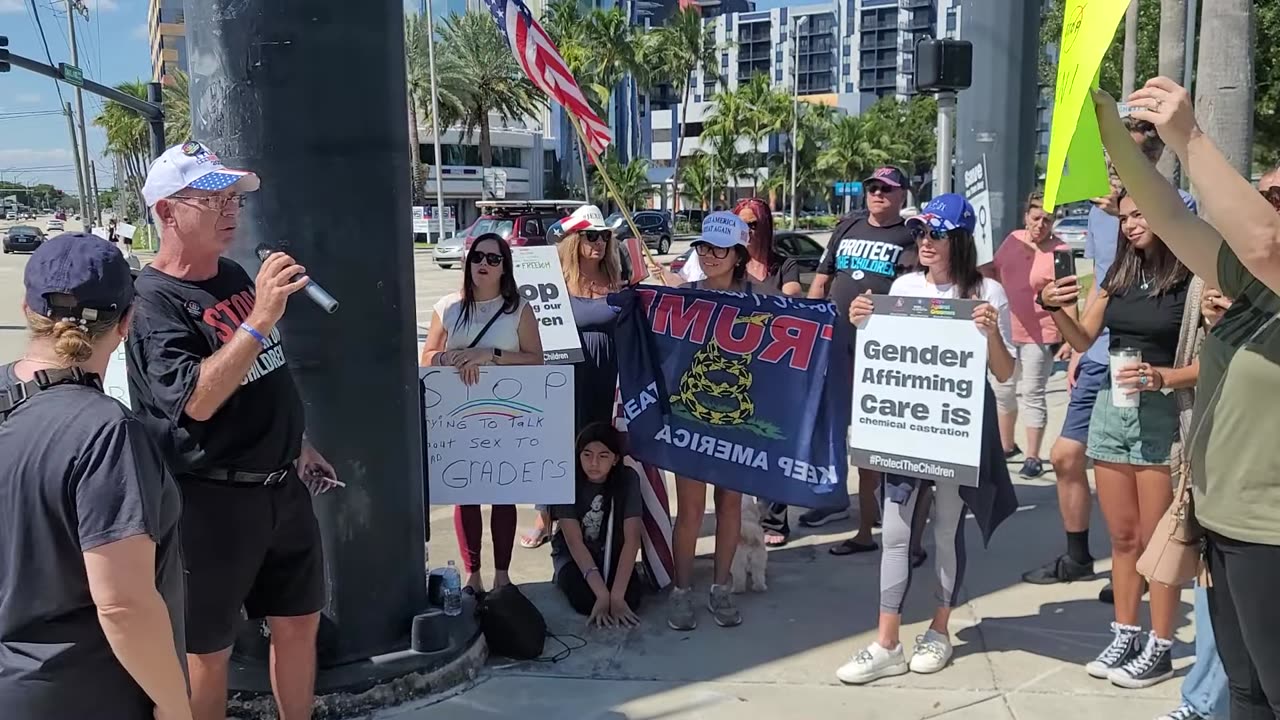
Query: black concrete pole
184,0,427,685
956,0,1041,251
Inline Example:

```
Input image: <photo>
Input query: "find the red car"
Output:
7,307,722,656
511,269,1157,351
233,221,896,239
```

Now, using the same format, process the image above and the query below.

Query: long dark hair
575,422,626,484
912,227,984,300
733,197,775,259
458,233,520,330
1101,192,1189,297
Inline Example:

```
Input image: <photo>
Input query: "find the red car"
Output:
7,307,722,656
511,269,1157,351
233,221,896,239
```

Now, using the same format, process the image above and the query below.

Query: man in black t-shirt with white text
127,141,341,720
806,167,925,557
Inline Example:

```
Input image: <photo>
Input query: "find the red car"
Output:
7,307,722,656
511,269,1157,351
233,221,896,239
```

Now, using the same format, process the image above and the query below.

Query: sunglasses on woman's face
583,230,611,244
694,243,732,259
468,250,503,266
910,225,952,242
744,220,758,230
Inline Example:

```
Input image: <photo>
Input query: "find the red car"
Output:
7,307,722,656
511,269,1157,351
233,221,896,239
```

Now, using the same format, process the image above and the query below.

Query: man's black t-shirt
127,258,305,475
0,363,185,719
817,215,916,341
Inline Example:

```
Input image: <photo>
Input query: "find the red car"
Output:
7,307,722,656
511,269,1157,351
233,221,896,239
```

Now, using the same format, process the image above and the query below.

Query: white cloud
15,93,42,105
83,0,119,11
0,0,24,14
132,22,150,40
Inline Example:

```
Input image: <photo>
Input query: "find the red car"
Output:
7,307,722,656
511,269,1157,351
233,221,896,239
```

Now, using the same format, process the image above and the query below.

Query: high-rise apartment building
147,0,187,82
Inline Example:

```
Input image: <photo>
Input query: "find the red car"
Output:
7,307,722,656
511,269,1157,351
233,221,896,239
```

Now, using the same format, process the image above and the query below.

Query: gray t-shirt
0,363,186,719
549,466,643,574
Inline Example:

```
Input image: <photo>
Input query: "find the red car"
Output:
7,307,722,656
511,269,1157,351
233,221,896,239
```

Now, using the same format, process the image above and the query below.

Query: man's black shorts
178,470,325,654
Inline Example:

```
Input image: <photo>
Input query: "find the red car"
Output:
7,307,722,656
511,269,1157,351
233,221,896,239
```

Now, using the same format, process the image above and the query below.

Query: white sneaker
836,642,910,685
909,629,953,674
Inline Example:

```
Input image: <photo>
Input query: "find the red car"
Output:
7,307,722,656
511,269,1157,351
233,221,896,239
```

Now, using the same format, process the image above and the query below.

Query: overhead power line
27,0,67,109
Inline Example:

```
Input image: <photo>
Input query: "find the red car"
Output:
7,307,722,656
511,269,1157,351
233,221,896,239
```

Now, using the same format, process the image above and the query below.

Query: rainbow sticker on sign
450,398,542,420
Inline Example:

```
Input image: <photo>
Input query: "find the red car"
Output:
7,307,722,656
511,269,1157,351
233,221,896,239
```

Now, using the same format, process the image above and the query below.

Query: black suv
608,210,673,255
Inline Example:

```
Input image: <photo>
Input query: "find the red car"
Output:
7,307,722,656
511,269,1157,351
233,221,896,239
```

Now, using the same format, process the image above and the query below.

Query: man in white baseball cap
128,141,337,720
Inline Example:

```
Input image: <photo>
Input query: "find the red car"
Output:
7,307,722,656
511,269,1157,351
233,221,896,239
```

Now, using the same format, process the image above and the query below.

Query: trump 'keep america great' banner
610,286,851,509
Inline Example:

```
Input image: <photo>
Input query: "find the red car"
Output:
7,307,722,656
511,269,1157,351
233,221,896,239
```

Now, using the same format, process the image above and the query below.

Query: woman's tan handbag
1137,467,1204,586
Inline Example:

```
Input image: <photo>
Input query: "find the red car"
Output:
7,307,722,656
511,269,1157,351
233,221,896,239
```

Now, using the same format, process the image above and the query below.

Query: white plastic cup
1109,347,1142,408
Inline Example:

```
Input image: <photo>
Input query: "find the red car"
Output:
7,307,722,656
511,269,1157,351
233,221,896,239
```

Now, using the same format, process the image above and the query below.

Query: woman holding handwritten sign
421,233,544,595
837,194,1018,685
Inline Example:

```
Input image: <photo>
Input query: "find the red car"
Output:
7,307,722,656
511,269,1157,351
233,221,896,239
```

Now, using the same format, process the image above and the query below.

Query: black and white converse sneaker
1084,622,1143,678
1109,631,1174,688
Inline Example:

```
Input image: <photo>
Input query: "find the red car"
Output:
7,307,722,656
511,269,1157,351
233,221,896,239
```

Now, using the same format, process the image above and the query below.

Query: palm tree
818,114,904,196
591,151,652,212
736,74,793,194
1193,0,1255,175
404,14,428,205
435,11,545,199
94,81,151,219
650,7,721,212
542,0,591,199
1156,0,1187,180
678,152,714,210
161,69,191,145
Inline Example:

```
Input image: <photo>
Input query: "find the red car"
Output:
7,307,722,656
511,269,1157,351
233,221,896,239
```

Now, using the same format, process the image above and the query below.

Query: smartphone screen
1053,249,1076,282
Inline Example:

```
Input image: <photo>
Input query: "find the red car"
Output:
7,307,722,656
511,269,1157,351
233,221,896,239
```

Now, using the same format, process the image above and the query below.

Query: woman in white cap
667,211,759,632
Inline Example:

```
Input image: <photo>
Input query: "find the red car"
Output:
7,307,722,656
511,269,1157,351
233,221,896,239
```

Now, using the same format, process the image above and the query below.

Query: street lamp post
421,0,450,239
789,15,808,230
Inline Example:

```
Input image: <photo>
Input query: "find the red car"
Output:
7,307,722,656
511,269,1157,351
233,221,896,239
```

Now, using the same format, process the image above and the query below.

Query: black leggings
1205,531,1280,719
554,563,644,616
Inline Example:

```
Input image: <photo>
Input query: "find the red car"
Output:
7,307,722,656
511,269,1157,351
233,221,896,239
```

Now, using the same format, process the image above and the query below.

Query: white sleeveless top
433,292,526,352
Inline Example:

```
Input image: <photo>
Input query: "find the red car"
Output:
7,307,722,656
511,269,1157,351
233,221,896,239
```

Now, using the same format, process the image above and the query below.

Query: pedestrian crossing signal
1,36,9,73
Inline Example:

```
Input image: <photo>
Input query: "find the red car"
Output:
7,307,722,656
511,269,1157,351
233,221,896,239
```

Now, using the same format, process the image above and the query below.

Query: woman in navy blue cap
0,233,190,720
837,195,1019,685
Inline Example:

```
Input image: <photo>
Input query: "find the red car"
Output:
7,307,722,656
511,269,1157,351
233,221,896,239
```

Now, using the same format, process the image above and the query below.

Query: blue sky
2,0,152,191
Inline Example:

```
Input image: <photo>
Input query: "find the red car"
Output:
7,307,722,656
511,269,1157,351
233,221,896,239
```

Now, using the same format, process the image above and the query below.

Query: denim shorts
1086,388,1178,466
1059,358,1110,444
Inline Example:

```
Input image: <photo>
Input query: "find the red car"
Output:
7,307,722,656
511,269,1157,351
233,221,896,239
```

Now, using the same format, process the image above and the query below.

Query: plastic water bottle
441,560,463,617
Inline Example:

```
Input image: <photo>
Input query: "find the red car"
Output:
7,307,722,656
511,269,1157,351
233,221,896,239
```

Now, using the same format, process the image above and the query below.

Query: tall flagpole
566,113,668,286
423,0,450,238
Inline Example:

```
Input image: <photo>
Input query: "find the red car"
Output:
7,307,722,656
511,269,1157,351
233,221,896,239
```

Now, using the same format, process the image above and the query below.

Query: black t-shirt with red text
126,258,304,476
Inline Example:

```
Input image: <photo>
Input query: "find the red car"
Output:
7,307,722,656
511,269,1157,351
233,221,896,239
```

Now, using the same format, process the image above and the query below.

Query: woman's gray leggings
880,481,968,614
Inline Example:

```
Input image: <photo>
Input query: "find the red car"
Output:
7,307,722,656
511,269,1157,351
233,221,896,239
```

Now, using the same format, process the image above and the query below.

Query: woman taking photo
549,423,645,627
837,195,1018,684
0,234,189,719
990,191,1072,478
521,205,627,550
1040,190,1200,689
667,212,759,632
421,233,543,595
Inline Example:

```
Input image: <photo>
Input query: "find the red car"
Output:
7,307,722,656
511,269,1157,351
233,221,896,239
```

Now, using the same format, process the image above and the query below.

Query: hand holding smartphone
1053,249,1077,282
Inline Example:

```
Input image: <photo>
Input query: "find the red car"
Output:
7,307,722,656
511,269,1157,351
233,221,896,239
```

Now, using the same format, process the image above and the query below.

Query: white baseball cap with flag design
142,141,261,207
559,204,623,234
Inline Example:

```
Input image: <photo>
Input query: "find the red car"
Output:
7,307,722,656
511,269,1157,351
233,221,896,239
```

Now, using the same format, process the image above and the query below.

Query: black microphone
254,244,340,314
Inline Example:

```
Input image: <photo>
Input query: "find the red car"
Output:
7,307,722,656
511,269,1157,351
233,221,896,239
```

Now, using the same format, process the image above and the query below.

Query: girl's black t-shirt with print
125,258,306,476
549,466,644,574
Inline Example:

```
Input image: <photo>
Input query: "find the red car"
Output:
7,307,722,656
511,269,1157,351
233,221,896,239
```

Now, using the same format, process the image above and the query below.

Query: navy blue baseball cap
24,232,135,321
908,193,978,234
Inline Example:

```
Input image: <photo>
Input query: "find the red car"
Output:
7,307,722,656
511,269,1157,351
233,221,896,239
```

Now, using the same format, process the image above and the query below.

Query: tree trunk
480,113,493,201
408,91,425,207
672,85,692,213
1156,0,1187,181
1193,0,1255,179
1122,1,1140,96
577,133,591,203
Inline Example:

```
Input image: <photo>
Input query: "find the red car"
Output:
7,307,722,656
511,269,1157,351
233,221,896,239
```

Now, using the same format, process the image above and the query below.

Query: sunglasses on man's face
468,250,503,266
865,183,896,195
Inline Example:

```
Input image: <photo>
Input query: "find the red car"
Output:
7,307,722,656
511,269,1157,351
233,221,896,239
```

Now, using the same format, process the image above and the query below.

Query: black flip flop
830,539,878,556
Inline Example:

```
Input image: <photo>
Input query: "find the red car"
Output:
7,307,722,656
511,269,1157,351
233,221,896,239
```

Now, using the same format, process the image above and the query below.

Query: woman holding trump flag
837,194,1018,684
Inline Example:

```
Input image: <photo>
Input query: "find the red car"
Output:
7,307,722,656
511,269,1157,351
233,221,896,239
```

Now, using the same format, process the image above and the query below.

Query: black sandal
829,538,878,556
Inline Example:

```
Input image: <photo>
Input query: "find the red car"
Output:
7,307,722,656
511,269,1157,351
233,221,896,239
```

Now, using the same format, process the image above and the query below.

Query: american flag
484,0,613,157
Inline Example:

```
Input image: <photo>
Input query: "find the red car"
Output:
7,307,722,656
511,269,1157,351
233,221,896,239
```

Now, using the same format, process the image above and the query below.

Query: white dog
730,495,768,593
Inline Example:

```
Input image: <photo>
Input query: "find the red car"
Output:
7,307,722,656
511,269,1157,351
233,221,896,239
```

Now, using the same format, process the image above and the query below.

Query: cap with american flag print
141,141,261,207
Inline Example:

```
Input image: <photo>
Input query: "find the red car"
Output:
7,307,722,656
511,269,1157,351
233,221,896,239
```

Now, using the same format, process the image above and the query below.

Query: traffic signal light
1,36,10,73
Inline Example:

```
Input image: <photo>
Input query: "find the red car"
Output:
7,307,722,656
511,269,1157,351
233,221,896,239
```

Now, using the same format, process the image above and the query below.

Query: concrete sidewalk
399,367,1196,720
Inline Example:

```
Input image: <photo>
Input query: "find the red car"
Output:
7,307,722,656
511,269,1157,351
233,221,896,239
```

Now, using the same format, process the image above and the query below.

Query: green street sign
60,63,83,87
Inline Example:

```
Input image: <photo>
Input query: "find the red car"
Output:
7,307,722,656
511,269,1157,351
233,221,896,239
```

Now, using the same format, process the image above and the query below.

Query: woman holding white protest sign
667,212,760,632
1039,191,1199,689
421,233,544,596
837,194,1018,685
521,205,627,550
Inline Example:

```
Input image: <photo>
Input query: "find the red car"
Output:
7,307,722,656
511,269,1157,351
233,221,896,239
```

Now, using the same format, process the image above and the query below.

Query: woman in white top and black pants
839,195,1020,684
421,233,544,595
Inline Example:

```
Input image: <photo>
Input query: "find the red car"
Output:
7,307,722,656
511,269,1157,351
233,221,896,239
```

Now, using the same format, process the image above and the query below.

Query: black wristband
1035,294,1060,312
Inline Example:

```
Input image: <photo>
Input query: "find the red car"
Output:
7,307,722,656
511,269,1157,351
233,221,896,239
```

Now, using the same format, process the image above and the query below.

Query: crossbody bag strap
466,307,507,350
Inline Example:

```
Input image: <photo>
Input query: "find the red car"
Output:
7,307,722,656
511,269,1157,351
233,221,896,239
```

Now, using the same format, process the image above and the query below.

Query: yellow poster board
1043,0,1132,212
